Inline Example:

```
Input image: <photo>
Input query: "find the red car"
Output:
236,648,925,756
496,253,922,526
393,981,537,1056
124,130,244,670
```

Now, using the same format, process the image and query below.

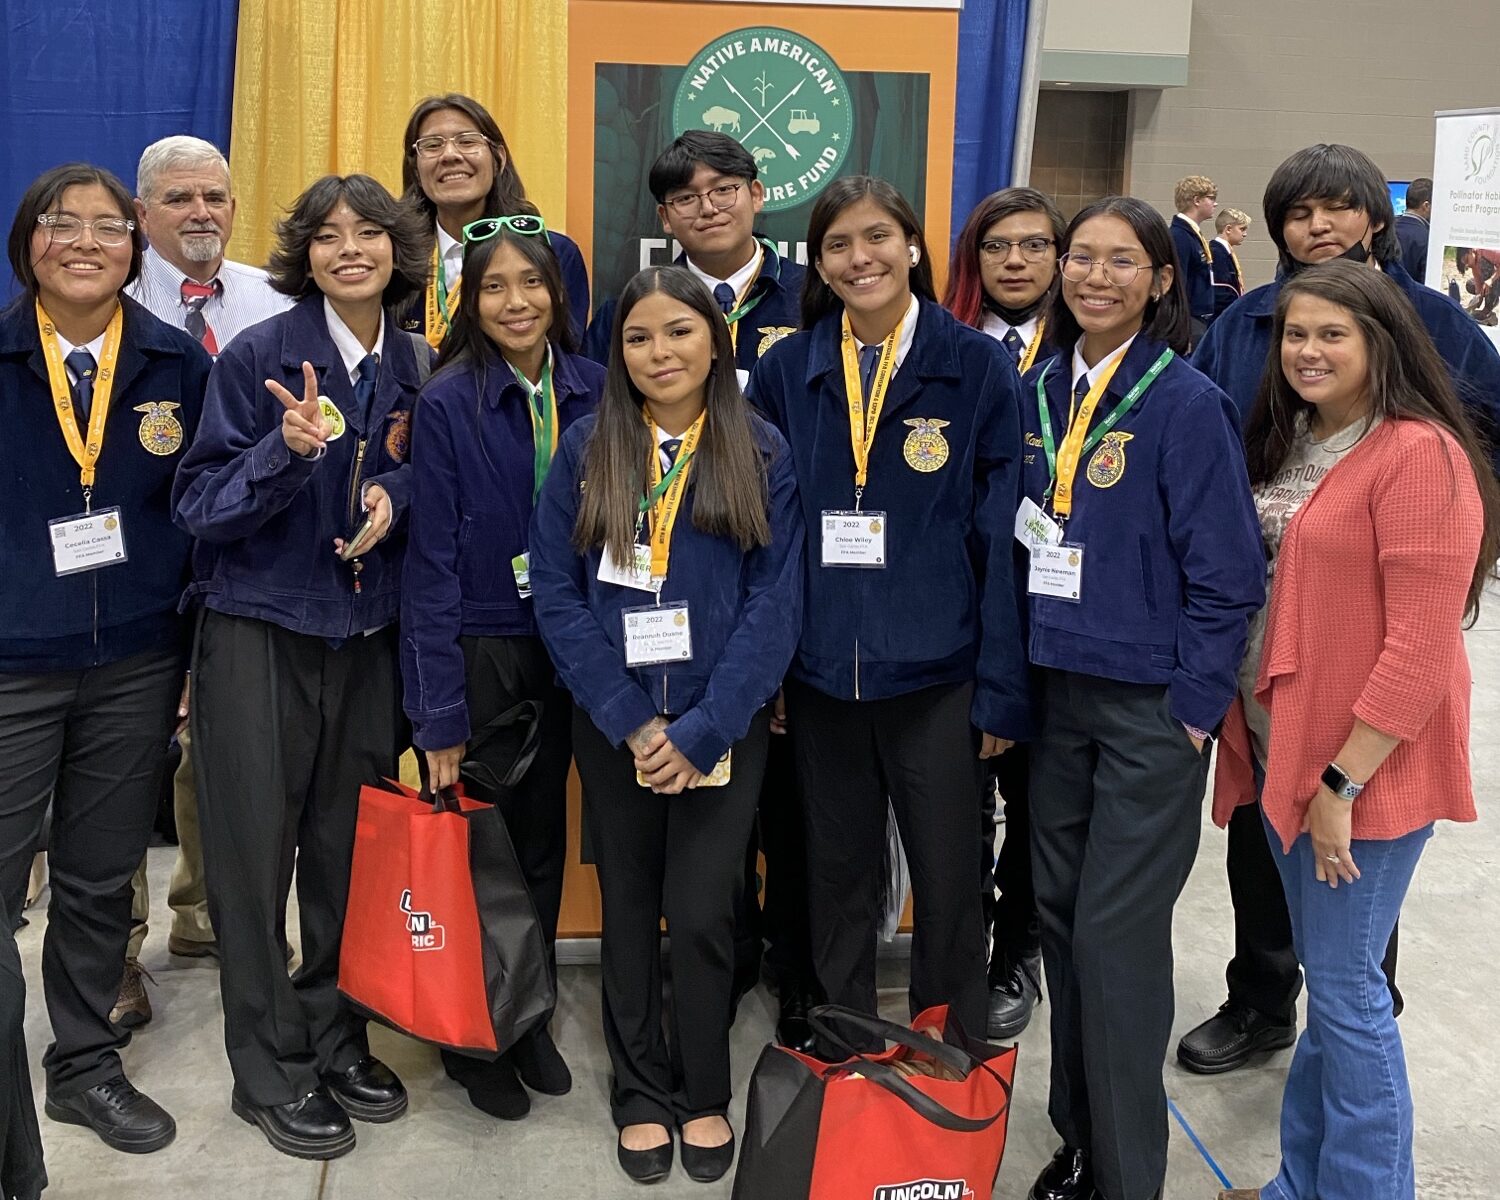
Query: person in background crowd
0,163,211,1155
399,93,589,348
1020,195,1263,1200
1215,261,1497,1200
401,214,603,1120
1183,143,1500,1079
529,266,803,1185
1394,177,1432,284
1454,246,1500,326
174,174,429,1161
944,184,1065,1041
1211,207,1251,319
1170,174,1218,340
107,133,294,1030
752,176,1030,1050
587,129,814,1050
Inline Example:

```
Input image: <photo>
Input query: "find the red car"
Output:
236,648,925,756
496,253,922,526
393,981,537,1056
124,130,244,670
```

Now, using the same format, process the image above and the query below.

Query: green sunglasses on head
462,214,551,245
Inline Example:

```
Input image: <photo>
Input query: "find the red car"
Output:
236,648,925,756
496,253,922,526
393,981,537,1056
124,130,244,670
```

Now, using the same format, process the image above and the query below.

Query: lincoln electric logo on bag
399,889,445,952
873,1182,974,1200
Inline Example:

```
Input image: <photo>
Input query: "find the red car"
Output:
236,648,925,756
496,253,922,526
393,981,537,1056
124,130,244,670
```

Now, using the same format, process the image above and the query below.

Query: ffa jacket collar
1037,332,1173,415
276,294,423,434
802,295,963,389
675,235,794,299
1244,259,1421,319
484,345,594,410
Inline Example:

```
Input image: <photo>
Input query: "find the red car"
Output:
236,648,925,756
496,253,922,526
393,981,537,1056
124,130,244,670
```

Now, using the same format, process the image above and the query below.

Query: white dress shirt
324,299,386,383
126,247,292,355
436,222,464,292
853,294,920,375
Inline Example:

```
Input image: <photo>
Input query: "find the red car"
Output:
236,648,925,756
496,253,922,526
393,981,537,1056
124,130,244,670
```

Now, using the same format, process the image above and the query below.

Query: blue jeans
1261,812,1432,1200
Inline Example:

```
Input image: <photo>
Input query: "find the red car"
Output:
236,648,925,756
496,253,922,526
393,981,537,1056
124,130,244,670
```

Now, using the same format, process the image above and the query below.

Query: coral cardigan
1213,418,1483,851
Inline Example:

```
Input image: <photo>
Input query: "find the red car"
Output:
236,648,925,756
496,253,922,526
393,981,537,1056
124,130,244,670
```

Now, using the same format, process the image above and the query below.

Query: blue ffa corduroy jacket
173,295,425,640
1021,335,1264,731
1394,212,1429,283
1193,259,1500,471
528,412,805,775
749,298,1032,741
583,241,806,375
0,297,211,672
1170,216,1216,321
401,348,605,750
1209,238,1242,318
398,230,591,343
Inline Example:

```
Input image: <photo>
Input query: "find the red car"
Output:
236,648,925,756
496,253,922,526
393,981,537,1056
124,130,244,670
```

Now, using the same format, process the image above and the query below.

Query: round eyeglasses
663,183,743,215
1058,252,1151,286
980,236,1056,263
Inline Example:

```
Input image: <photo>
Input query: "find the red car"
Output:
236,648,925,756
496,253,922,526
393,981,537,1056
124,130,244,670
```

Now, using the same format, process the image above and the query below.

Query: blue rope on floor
1169,1097,1233,1189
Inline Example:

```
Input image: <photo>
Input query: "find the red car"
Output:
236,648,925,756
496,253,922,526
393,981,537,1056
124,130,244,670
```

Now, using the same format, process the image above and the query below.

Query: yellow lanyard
840,309,906,506
1052,353,1126,520
1019,315,1047,374
645,411,705,581
1229,247,1244,292
724,243,765,355
38,301,124,499
425,245,461,350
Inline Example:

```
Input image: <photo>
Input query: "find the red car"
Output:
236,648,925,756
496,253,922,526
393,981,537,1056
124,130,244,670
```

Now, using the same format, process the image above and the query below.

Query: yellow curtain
227,0,568,269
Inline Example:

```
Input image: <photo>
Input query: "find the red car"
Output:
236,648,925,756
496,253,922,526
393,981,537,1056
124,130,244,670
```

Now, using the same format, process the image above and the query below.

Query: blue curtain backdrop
0,0,238,292
952,0,1031,241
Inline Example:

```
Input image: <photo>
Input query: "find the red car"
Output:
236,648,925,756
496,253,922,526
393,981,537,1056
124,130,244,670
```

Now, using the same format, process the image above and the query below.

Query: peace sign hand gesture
268,361,332,457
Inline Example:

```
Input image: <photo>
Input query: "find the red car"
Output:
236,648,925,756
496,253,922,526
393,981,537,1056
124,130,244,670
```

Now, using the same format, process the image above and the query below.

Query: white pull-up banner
1428,107,1500,351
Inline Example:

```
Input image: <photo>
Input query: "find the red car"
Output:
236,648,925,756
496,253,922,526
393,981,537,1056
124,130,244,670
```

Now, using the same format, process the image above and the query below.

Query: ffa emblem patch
317,397,346,441
385,409,411,463
902,418,951,472
1085,431,1134,488
132,402,184,455
756,326,797,356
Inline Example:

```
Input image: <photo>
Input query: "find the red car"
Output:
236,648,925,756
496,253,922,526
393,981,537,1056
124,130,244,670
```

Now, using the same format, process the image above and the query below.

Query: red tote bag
732,1005,1017,1200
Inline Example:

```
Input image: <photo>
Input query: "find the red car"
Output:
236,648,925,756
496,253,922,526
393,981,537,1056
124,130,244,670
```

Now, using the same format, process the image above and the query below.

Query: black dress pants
192,611,401,1107
574,706,768,1128
0,648,181,1097
980,743,1040,968
786,679,988,1042
756,729,816,991
1,927,45,1200
1030,670,1208,1200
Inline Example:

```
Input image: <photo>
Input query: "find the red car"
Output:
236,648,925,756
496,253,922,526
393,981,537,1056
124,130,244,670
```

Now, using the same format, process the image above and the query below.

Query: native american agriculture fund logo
1464,123,1498,185
673,27,853,212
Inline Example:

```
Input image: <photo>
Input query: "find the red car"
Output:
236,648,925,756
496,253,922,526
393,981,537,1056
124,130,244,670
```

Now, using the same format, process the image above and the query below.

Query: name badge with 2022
49,507,128,576
821,510,887,568
1028,541,1084,602
623,602,693,666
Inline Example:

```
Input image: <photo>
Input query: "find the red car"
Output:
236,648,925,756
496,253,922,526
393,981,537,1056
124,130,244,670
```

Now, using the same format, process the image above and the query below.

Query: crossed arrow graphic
721,76,807,160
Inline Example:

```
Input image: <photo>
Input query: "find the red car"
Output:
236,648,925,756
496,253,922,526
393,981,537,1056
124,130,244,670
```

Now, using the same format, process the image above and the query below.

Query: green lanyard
721,237,780,326
1036,347,1173,503
638,448,693,515
508,355,558,503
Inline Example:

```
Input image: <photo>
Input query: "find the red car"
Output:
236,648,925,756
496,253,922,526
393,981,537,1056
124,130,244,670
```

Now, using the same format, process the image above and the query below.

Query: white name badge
598,543,656,593
1015,497,1062,549
511,550,532,599
49,508,129,577
1028,541,1084,602
736,367,751,390
820,510,888,568
623,602,693,666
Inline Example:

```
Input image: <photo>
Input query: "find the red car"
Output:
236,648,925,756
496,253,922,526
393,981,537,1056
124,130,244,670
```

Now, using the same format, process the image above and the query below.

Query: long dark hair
401,94,535,225
8,163,144,296
943,186,1064,329
266,174,429,305
1244,260,1499,621
1046,196,1190,355
801,176,936,329
574,266,770,564
1263,144,1399,274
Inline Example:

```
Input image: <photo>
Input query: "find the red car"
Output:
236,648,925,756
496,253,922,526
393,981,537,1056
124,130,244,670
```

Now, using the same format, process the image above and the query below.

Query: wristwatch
1321,762,1365,802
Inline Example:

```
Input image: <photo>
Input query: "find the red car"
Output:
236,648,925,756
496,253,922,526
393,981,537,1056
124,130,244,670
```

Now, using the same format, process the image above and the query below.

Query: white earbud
909,246,920,266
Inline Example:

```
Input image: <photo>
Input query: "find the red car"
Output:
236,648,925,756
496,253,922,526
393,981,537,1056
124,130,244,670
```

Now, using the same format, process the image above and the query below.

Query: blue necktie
713,283,736,315
353,354,378,425
65,348,97,424
661,437,683,465
1070,372,1092,423
858,344,881,399
1002,328,1026,369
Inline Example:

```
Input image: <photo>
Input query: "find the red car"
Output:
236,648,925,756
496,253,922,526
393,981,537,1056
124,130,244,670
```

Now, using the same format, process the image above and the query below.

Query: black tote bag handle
805,1005,1013,1134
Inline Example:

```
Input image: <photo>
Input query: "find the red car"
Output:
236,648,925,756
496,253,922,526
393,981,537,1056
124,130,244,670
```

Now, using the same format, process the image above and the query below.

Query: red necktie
180,279,220,355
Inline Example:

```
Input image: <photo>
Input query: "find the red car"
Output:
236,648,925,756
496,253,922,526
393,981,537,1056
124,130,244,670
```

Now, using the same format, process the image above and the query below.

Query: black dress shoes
986,954,1042,1040
45,1074,175,1154
776,984,818,1054
444,1050,530,1120
681,1130,736,1183
231,1086,354,1160
618,1128,673,1184
1030,1144,1093,1200
513,1026,572,1095
1177,1002,1296,1074
325,1055,408,1121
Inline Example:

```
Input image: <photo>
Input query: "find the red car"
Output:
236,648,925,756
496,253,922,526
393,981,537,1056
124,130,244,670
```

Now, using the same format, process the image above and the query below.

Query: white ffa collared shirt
323,298,386,384
853,294,920,376
981,311,1040,351
126,246,292,356
436,222,464,292
1069,333,1137,394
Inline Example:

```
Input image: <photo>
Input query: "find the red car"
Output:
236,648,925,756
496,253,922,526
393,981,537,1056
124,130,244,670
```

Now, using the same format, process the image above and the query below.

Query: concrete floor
15,613,1499,1198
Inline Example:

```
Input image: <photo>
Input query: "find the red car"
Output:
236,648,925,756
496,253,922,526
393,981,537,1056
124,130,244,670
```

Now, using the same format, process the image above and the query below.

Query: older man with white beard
104,136,290,1030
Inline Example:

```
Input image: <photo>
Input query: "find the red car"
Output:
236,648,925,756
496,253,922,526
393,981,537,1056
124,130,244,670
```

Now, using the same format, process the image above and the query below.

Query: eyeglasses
980,236,1056,262
411,131,493,159
36,213,136,247
463,214,551,245
1059,252,1151,286
663,183,743,215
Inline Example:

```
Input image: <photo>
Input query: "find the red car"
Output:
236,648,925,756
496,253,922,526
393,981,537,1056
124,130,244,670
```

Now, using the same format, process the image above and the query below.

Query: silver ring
1324,853,1341,863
